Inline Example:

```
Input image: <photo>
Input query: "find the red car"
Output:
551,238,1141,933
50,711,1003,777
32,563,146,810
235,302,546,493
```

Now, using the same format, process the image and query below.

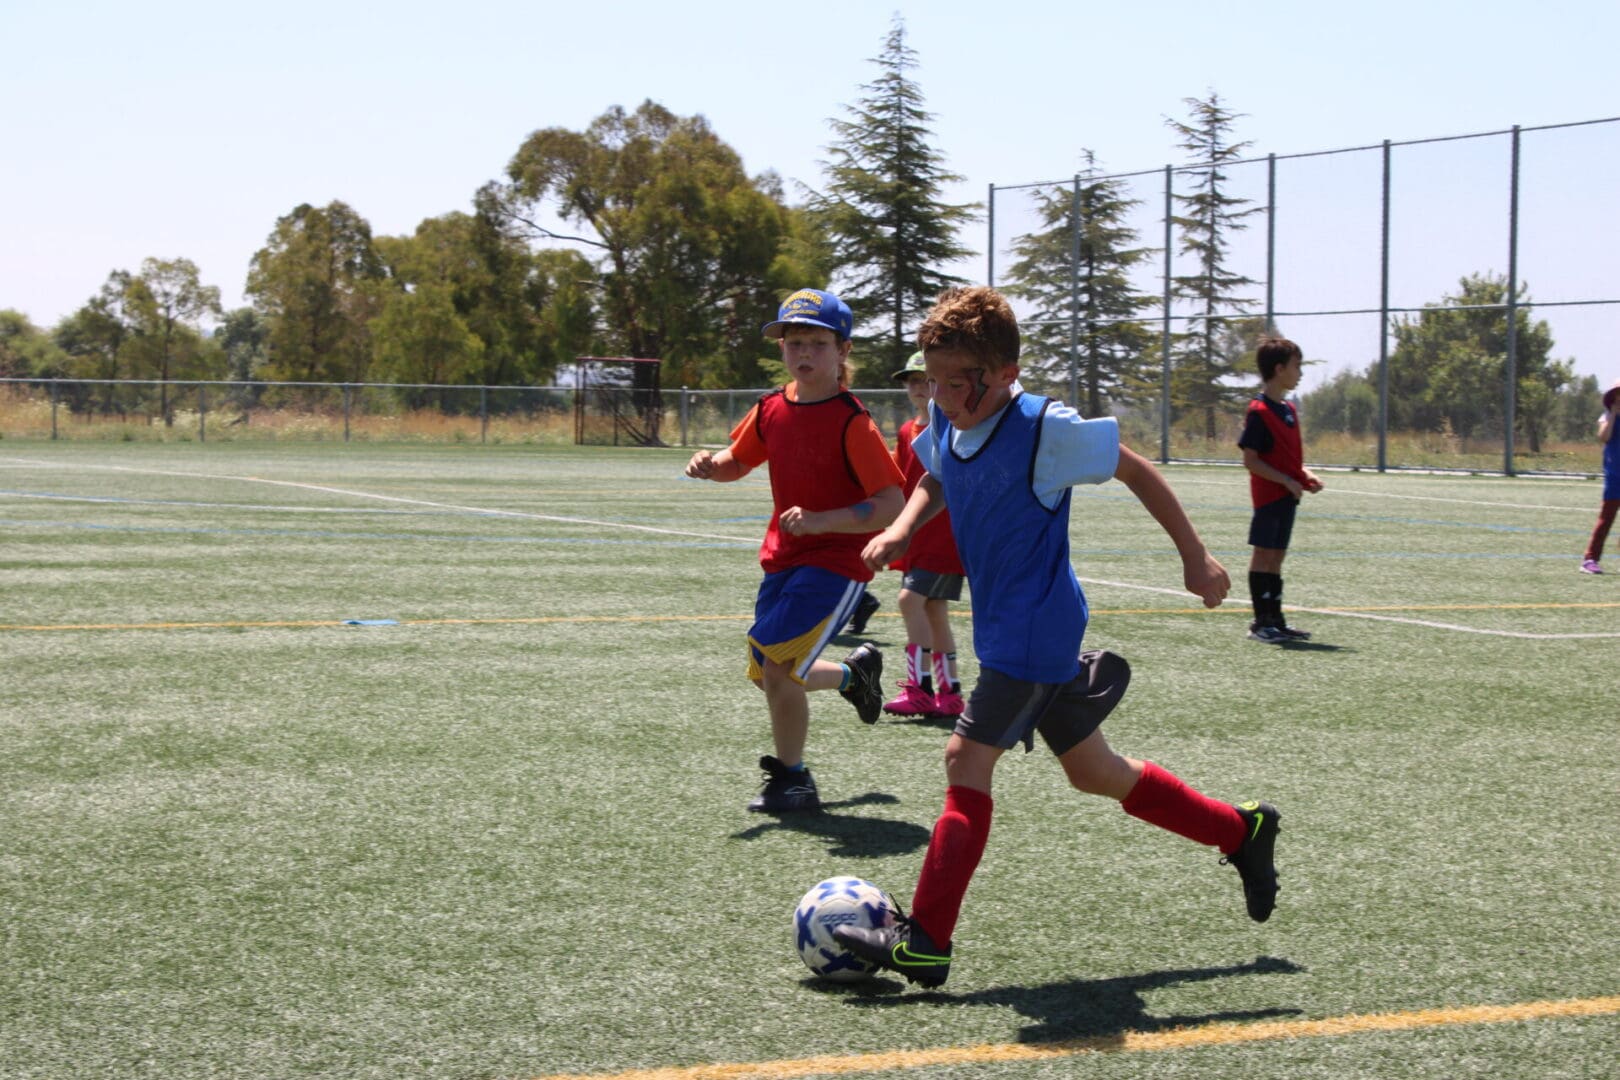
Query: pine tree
1002,152,1156,416
1166,93,1264,439
812,16,976,383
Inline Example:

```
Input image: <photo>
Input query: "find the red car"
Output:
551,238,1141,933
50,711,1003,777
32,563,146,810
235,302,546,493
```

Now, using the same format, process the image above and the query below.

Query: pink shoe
883,681,936,717
930,688,965,718
1581,559,1603,574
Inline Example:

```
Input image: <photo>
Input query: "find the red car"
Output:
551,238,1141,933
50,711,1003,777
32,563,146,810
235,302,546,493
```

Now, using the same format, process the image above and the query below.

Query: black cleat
839,643,884,725
847,590,881,635
747,755,820,813
833,913,952,987
1222,800,1281,922
1275,624,1312,641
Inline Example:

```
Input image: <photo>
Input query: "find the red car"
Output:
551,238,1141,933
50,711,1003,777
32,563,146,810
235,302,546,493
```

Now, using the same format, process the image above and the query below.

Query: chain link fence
987,116,1619,477
0,378,922,449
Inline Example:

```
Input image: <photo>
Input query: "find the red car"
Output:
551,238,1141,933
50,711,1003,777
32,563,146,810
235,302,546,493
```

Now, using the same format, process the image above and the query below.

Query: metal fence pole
1069,176,1082,408
480,386,489,444
1266,153,1277,334
1504,125,1522,476
679,386,689,447
50,379,59,440
343,385,352,443
198,384,206,443
1378,140,1392,473
986,182,996,286
1160,164,1173,464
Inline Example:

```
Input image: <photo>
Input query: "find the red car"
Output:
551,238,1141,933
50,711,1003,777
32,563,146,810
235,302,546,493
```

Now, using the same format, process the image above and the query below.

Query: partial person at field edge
1578,378,1620,574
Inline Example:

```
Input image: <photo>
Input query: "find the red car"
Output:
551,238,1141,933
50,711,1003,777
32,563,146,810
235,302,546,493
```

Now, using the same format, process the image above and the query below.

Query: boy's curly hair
916,286,1021,368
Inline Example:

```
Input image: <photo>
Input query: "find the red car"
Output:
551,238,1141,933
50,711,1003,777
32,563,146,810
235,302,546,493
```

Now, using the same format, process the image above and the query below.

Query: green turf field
2,442,1616,1080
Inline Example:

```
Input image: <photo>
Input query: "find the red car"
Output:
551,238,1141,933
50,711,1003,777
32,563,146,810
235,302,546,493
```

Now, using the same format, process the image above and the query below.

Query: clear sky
4,0,1616,390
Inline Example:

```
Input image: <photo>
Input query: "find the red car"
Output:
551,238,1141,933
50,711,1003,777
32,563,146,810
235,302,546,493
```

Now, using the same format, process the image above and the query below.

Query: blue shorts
956,651,1132,755
1248,495,1299,550
747,566,866,683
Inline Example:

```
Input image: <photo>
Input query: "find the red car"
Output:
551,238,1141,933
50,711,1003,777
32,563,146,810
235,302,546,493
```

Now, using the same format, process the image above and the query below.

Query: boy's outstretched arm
1114,445,1230,608
684,447,749,482
861,474,946,570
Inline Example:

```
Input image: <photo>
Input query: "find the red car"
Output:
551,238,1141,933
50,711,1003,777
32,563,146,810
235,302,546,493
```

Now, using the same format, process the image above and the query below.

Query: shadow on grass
1277,640,1352,653
841,955,1306,1044
731,792,931,857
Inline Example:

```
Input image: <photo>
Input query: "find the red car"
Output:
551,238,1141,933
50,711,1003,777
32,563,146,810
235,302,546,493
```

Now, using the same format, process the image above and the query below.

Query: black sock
1250,572,1283,625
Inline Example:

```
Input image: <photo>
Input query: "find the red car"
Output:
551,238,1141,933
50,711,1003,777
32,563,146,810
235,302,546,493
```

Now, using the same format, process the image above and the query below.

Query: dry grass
0,388,1605,473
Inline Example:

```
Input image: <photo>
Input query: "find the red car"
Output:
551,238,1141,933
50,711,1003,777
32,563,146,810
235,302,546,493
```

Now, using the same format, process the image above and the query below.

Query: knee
760,661,798,694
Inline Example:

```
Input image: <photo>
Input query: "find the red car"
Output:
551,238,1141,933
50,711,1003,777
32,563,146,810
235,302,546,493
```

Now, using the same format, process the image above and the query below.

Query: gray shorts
955,650,1132,755
901,567,964,601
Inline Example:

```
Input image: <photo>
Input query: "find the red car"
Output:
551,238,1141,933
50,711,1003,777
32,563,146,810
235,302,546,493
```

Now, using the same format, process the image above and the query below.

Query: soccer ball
793,876,898,981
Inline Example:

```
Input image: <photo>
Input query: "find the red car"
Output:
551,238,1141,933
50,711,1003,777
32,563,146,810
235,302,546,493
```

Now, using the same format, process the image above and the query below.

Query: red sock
910,785,992,946
1121,761,1246,854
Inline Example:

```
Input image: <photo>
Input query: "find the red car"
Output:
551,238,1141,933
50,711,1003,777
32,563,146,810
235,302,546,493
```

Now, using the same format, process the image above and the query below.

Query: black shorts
955,650,1132,756
900,567,964,601
1248,495,1299,550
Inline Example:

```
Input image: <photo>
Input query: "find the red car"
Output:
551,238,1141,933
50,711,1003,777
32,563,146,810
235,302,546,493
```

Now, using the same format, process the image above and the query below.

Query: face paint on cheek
962,368,989,414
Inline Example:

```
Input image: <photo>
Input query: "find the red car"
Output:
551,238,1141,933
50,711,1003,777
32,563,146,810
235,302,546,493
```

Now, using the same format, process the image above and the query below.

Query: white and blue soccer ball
793,876,898,981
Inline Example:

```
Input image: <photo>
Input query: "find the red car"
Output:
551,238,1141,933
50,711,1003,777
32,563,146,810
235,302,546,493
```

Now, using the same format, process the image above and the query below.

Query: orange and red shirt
729,386,903,581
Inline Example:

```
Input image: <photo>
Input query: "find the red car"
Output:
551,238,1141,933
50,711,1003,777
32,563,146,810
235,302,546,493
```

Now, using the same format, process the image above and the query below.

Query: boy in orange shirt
685,289,905,812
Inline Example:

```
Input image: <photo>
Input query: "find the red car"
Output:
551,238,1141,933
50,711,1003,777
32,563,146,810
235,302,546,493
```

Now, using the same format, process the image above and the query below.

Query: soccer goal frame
572,357,665,447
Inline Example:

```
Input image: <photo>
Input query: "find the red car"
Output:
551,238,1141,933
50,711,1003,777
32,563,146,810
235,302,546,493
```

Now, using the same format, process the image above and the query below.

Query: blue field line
1,518,757,550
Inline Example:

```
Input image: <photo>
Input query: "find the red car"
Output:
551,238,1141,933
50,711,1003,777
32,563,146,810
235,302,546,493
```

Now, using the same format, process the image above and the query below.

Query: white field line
0,458,759,545
10,457,1613,637
1080,576,1620,640
1164,474,1595,514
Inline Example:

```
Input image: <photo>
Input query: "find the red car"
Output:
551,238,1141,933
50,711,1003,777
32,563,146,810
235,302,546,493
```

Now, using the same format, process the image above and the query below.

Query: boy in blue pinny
835,286,1281,987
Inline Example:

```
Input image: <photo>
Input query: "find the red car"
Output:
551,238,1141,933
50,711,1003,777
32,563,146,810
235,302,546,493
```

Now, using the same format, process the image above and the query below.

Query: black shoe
847,591,880,635
839,643,884,725
832,912,952,987
1247,622,1288,644
1275,624,1311,641
1221,800,1281,922
747,755,820,813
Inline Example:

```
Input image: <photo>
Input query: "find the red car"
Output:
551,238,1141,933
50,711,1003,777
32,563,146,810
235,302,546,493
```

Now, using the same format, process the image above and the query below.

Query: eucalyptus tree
125,256,221,424
246,201,386,384
490,100,792,388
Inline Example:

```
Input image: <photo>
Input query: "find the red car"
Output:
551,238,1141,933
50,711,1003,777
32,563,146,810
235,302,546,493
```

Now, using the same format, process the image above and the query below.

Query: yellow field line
527,995,1620,1080
3,601,1617,633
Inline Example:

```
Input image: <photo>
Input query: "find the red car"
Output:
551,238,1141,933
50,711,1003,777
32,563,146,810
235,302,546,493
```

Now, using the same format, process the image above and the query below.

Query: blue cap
762,288,852,341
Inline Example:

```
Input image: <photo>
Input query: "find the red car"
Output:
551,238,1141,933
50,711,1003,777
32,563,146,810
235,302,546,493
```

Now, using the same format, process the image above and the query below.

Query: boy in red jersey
1238,337,1324,643
685,289,905,813
882,351,967,720
833,286,1279,989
